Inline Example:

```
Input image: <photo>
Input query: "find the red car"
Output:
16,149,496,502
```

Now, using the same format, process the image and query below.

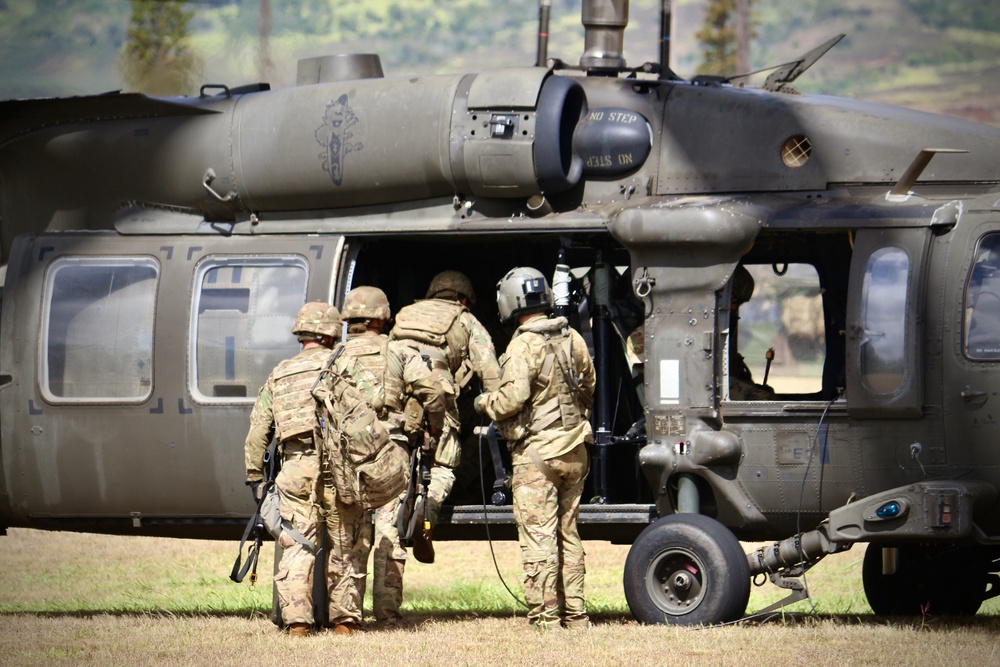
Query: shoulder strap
525,444,562,486
548,331,593,410
229,505,263,584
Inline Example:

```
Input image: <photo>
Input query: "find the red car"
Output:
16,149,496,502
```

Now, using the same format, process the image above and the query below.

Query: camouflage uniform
245,344,332,628
390,295,500,531
245,304,385,632
342,327,446,622
476,315,596,629
316,349,386,628
729,352,776,400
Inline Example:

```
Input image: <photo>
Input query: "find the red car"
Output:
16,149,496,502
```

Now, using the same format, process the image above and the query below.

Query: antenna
537,0,552,67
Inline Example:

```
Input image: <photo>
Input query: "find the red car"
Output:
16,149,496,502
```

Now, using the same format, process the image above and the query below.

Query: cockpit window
190,256,307,403
859,247,909,395
732,263,825,398
41,256,158,402
965,233,1000,360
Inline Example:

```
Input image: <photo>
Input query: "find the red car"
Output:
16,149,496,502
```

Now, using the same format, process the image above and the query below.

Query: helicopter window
40,257,158,402
190,256,307,403
732,263,825,398
965,233,1000,360
859,247,909,395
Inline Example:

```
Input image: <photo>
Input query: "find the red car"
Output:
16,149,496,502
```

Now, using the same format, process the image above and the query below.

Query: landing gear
623,514,751,625
862,543,998,616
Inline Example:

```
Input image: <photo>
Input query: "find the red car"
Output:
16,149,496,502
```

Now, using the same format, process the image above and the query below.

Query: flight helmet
496,266,552,324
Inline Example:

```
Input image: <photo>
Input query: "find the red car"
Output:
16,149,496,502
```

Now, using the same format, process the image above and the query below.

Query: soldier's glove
249,480,264,503
473,393,488,415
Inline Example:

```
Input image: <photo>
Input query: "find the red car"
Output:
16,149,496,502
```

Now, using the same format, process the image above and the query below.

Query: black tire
862,543,990,616
623,514,751,626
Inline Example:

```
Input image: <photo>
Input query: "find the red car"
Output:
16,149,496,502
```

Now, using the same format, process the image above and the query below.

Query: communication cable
793,394,837,614
477,415,528,609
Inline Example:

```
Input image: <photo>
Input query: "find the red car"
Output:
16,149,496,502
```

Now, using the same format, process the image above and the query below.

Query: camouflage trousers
422,385,461,530
361,488,407,621
425,463,456,529
324,484,368,627
511,443,589,629
273,448,367,627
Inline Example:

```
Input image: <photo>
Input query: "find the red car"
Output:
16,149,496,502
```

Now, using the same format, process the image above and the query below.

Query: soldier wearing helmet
340,286,447,625
244,301,339,637
389,270,501,562
729,266,775,400
244,301,380,637
473,267,595,630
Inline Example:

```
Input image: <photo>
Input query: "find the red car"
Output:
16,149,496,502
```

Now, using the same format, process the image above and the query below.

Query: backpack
313,352,409,510
390,299,468,372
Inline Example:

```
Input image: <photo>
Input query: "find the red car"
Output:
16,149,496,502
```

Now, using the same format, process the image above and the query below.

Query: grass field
1,528,999,665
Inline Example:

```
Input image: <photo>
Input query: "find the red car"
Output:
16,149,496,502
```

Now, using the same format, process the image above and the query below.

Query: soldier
244,301,337,638
389,270,501,562
729,265,776,400
340,286,446,625
473,267,596,630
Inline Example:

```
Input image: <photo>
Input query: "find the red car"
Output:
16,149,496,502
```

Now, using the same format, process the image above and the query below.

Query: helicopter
2,0,1000,626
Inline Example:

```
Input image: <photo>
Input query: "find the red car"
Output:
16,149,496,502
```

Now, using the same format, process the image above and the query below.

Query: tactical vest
270,350,327,441
390,299,468,373
528,329,588,434
342,334,404,414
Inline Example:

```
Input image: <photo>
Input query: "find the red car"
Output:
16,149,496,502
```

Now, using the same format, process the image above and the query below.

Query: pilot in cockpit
729,265,776,400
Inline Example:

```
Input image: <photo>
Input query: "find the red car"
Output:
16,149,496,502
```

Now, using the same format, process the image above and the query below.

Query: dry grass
1,528,999,666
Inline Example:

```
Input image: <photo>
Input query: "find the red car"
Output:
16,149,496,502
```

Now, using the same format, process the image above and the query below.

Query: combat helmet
342,286,391,321
291,301,342,339
496,266,552,324
426,270,476,304
732,265,755,306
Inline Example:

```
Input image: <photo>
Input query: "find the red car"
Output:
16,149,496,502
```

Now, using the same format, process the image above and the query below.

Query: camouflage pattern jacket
479,316,596,464
390,299,501,392
342,332,449,440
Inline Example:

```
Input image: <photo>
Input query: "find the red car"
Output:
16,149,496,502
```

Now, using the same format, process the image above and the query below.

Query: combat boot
333,623,358,636
411,513,434,564
287,623,311,638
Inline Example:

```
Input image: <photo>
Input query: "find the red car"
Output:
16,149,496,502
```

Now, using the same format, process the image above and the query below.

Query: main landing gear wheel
623,514,751,626
862,543,993,616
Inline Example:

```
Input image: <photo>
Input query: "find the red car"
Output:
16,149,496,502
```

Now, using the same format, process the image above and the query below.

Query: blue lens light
876,501,901,519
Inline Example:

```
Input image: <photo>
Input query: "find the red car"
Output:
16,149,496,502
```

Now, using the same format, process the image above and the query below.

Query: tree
904,0,1000,32
119,0,202,96
695,0,753,77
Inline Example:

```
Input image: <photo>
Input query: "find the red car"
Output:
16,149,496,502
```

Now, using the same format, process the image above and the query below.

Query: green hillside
0,0,997,126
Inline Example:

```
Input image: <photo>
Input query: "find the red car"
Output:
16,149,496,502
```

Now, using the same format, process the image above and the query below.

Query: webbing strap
525,445,562,487
548,334,593,410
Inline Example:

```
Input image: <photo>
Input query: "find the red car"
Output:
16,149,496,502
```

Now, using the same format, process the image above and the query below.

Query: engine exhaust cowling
233,67,588,212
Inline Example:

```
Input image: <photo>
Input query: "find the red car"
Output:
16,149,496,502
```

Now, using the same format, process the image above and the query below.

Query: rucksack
313,352,409,510
390,299,468,372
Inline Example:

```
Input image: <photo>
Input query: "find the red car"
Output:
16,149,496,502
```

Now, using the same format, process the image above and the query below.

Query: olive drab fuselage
3,0,1000,625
